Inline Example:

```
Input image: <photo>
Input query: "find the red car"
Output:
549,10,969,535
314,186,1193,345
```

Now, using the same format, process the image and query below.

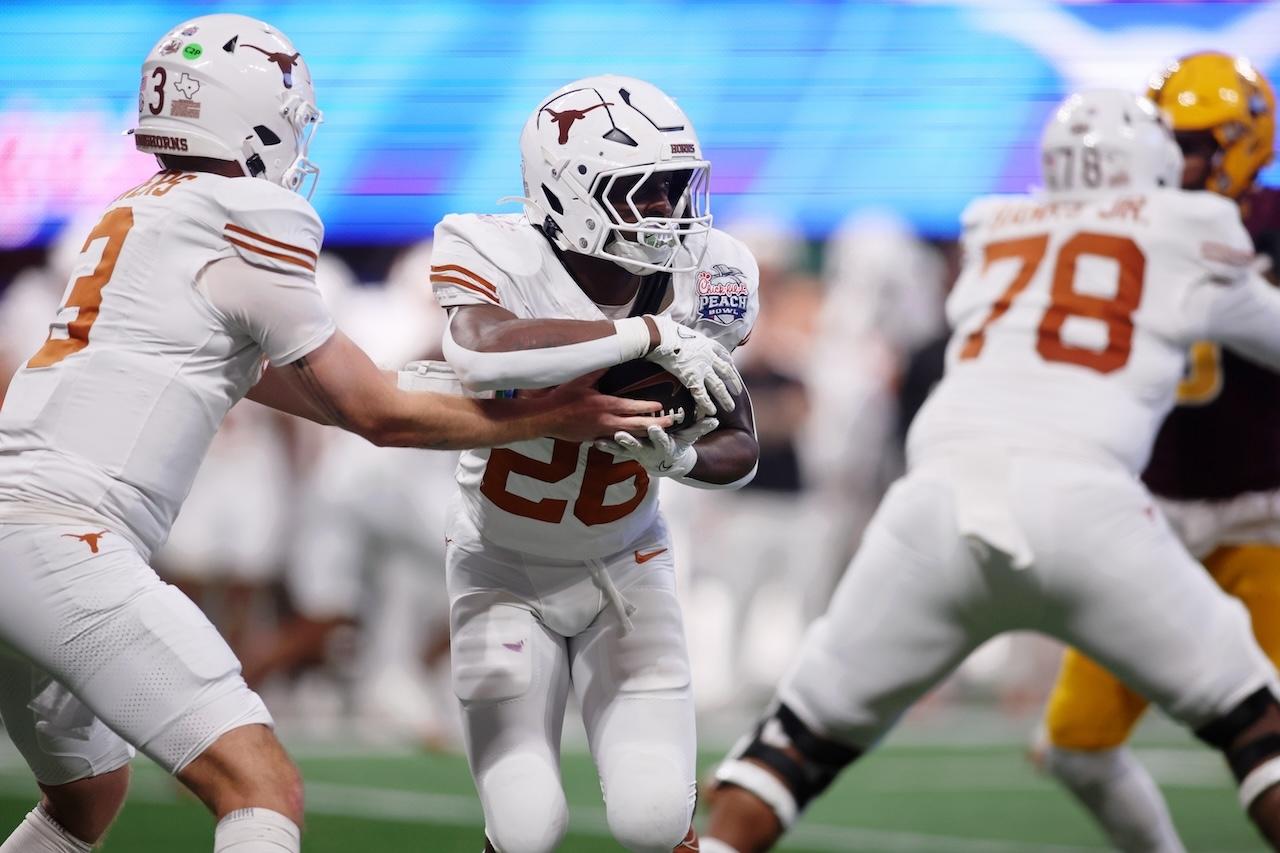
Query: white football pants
780,456,1277,750
0,523,271,783
447,512,695,853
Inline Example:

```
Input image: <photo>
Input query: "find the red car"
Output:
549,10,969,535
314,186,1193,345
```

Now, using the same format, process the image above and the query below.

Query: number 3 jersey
908,188,1260,477
0,171,334,559
431,213,759,560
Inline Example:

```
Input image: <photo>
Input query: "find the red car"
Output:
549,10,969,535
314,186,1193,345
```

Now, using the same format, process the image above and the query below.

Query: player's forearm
247,364,337,426
682,428,760,489
444,315,655,391
365,389,564,450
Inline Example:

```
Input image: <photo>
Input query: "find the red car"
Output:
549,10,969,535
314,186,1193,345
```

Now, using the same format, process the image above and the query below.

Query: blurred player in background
432,75,758,852
0,217,98,406
1034,52,1280,852
703,90,1280,852
803,210,948,591
0,15,667,853
674,217,813,711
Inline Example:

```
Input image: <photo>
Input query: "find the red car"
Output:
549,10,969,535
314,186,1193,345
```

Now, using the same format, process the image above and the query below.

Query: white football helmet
1040,90,1182,194
129,14,323,197
517,75,712,275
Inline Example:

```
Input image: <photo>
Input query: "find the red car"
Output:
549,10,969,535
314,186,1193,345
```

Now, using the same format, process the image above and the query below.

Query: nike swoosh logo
502,641,524,653
634,548,668,564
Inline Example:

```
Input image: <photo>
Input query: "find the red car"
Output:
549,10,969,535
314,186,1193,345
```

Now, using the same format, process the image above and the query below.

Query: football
596,359,697,427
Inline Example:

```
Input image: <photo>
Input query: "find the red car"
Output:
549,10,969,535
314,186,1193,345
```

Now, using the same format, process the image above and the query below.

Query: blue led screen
2,0,1278,247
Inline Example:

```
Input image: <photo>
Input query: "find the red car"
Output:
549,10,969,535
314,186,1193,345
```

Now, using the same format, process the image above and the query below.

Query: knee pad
480,754,568,853
1196,687,1280,809
603,761,693,852
712,703,860,828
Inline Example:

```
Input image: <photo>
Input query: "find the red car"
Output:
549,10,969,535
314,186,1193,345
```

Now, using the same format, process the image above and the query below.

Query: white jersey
431,213,759,559
909,189,1258,475
0,171,334,558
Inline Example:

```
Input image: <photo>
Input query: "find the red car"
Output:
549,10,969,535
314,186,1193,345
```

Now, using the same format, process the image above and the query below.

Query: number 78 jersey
908,188,1256,474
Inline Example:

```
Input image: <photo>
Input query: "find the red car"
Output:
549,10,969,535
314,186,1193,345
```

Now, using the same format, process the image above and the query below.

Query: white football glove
594,419,720,479
645,315,743,418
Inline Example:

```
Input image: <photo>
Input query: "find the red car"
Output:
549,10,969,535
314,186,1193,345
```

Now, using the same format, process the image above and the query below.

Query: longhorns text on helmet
1039,89,1184,195
130,14,323,198
516,75,714,276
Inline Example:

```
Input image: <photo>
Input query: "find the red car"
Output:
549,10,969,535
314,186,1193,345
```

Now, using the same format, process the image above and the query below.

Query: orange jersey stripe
430,274,501,304
430,264,499,299
226,235,317,272
224,222,319,262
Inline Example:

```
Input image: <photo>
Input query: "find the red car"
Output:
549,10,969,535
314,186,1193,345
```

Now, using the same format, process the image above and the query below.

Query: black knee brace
1196,687,1280,808
713,703,861,826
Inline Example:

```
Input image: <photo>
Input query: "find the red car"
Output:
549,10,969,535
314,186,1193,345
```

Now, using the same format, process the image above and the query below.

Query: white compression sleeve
0,806,92,853
213,808,300,853
443,314,651,391
1043,746,1185,853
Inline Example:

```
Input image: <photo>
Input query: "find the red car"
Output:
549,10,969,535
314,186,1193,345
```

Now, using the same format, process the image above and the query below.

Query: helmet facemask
277,95,323,198
592,162,712,275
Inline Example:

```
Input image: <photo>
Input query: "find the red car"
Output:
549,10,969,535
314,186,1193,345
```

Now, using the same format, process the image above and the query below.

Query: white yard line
0,745,1247,852
303,780,1110,853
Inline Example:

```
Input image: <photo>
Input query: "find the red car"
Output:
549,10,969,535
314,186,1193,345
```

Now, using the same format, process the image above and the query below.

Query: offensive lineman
1034,53,1280,851
702,90,1280,852
0,17,672,853
432,76,759,852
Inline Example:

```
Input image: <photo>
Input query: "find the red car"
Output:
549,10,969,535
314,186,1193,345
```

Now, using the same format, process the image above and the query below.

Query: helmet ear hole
254,125,281,146
541,185,564,215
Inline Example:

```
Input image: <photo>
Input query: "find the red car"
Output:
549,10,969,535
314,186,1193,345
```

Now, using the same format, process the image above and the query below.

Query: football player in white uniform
0,17,669,853
702,90,1280,852
432,75,760,853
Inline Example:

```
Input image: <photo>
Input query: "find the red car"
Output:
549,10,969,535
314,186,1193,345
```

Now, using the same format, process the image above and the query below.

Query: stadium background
1,1,1279,849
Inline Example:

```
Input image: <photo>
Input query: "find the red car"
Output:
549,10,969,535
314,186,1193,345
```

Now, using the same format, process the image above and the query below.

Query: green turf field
0,739,1263,852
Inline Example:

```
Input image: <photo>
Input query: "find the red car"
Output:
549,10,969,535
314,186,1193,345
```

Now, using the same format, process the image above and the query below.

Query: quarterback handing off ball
596,360,699,428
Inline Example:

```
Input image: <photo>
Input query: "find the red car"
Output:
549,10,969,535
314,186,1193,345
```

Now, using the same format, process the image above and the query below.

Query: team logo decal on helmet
238,43,301,89
696,264,750,326
542,101,614,145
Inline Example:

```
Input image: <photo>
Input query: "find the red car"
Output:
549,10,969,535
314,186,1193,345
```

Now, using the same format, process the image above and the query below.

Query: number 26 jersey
431,213,759,560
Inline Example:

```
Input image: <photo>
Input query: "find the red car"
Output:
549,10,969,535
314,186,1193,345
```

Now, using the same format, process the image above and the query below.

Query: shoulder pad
431,214,545,308
214,178,323,275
